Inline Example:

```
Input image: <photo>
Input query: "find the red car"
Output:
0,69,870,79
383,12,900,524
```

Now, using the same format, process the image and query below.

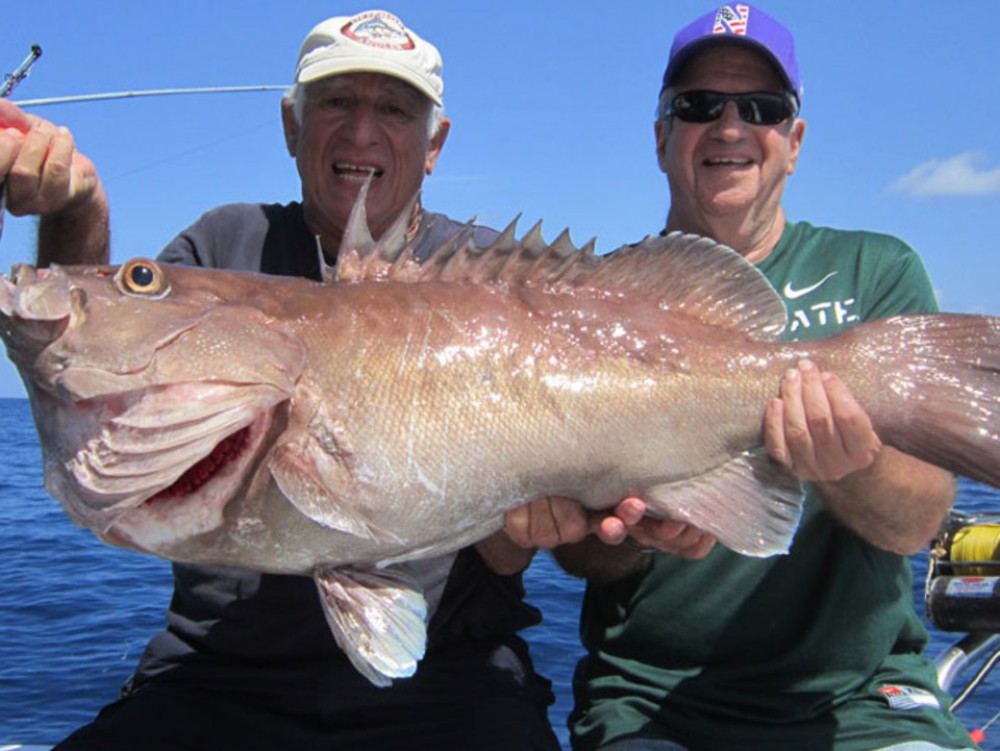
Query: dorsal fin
333,190,786,340
335,177,421,283
604,232,787,340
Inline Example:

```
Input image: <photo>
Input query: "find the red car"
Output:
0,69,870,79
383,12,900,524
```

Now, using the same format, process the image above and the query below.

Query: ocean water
1,396,998,749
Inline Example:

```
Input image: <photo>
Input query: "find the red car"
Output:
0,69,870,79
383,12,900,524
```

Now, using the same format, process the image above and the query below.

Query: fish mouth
144,424,253,504
44,382,290,553
95,407,277,554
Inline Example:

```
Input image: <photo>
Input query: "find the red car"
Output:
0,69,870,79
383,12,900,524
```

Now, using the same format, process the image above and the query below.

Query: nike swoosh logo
782,272,838,300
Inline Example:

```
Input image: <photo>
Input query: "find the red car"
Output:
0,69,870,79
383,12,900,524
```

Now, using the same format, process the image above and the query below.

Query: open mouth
703,157,752,168
334,163,384,181
146,426,252,503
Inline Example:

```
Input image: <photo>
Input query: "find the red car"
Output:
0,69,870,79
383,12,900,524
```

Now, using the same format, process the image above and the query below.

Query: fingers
504,496,590,549
629,518,717,560
823,371,881,467
1,100,40,188
0,127,24,180
764,395,789,467
6,123,67,215
0,111,98,218
0,99,33,135
503,494,716,563
767,359,881,481
592,496,646,544
3,123,50,214
595,498,717,561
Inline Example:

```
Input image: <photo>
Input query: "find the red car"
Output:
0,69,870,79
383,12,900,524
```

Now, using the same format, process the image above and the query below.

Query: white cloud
888,151,1000,197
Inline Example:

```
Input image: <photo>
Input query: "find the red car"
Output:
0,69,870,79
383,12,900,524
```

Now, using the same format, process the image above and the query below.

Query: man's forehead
307,72,428,102
674,44,784,89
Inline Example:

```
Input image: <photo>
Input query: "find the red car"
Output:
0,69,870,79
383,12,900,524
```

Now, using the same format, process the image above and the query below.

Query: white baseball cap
293,10,444,106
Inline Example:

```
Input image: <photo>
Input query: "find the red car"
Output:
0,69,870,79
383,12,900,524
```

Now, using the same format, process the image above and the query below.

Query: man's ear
425,118,451,175
281,98,299,158
786,118,806,176
654,119,671,175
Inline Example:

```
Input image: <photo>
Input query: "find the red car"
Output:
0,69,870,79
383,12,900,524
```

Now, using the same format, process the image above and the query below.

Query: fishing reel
926,510,1000,634
926,511,1000,728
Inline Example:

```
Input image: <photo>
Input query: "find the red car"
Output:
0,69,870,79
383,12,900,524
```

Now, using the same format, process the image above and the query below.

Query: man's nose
711,100,749,137
344,105,380,145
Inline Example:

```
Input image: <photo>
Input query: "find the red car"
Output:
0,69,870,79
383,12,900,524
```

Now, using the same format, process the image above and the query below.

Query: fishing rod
3,41,284,106
1,44,42,99
15,84,288,108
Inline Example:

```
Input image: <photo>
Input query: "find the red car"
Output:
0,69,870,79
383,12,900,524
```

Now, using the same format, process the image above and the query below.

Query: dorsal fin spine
333,191,787,339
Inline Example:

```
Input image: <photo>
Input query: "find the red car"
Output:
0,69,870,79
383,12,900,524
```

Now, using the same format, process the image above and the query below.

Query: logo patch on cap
713,4,750,35
341,11,415,51
877,685,942,712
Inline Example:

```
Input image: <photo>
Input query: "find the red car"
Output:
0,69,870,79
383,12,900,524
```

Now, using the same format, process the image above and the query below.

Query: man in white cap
4,10,562,751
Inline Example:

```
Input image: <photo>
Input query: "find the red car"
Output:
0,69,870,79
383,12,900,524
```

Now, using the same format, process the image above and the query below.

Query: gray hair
284,82,444,140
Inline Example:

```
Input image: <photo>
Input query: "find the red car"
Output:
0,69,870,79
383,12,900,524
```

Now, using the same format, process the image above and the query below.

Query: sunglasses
665,90,799,126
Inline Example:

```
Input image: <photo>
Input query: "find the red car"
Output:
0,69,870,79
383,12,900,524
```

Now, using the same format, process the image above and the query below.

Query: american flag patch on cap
713,5,749,35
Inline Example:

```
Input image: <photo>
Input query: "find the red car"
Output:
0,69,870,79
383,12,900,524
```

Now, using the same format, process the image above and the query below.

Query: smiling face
282,72,450,247
656,44,805,259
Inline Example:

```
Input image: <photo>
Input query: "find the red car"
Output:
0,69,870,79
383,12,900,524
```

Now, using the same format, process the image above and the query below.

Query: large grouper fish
1,192,999,685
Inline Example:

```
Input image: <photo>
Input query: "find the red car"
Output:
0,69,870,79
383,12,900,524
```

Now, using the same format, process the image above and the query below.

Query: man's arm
1,99,109,266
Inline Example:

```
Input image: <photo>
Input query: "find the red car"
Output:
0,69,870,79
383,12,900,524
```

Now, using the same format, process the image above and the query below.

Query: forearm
817,446,955,555
37,181,110,267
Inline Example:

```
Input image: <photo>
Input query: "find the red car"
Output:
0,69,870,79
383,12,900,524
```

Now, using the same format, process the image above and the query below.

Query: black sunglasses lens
671,91,723,122
738,94,792,125
671,91,793,125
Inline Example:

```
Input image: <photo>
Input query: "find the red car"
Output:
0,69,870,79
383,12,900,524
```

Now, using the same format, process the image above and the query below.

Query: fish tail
841,314,1000,488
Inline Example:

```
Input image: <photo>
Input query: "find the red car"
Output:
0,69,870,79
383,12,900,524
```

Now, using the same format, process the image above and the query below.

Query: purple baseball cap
661,4,802,104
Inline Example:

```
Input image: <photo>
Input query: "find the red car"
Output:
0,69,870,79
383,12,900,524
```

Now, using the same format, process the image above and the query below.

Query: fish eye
115,259,170,298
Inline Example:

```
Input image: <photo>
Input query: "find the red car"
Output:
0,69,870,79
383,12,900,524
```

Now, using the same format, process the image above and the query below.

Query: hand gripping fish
1,192,999,685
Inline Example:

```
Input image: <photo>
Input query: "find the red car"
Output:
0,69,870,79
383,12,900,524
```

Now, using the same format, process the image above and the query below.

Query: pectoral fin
270,442,400,544
271,386,401,544
644,453,804,557
313,565,428,687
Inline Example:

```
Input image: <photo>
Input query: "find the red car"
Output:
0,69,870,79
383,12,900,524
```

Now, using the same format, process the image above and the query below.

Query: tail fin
844,314,1000,489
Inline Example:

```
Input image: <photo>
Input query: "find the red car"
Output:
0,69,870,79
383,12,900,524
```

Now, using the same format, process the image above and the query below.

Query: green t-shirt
568,222,974,751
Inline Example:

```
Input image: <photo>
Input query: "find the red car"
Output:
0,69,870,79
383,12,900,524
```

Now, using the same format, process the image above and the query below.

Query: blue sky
1,1,997,398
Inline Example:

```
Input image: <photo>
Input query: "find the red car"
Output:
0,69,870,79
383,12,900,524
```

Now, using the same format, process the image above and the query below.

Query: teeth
334,163,383,180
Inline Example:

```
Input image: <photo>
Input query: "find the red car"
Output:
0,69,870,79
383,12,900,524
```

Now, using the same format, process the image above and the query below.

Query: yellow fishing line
951,524,1000,575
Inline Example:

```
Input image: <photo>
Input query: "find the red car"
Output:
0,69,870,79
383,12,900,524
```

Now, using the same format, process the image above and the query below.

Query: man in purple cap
507,5,976,750
3,10,563,751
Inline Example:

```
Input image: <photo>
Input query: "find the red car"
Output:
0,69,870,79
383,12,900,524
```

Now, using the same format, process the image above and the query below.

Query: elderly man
2,11,560,751
506,5,976,750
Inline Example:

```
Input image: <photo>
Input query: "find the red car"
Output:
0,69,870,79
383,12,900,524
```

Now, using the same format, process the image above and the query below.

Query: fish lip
0,264,72,321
